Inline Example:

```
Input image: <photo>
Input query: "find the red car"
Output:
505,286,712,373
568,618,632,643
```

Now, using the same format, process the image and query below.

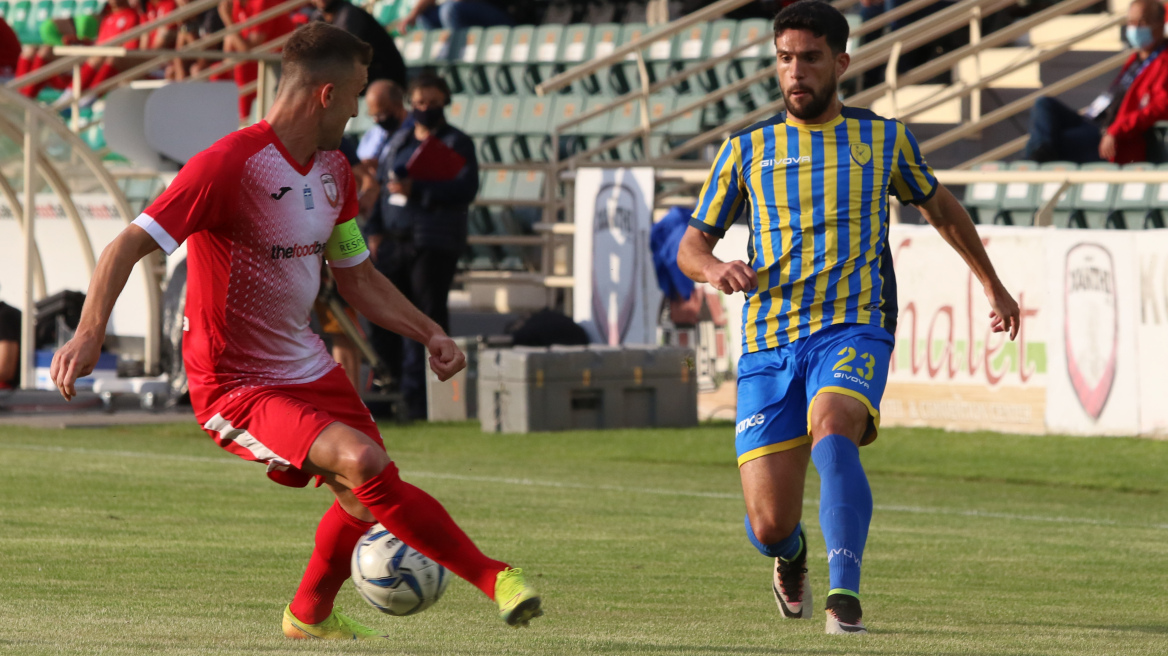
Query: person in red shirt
1025,0,1168,164
14,14,98,97
49,23,543,639
139,0,178,50
68,0,141,95
219,0,296,119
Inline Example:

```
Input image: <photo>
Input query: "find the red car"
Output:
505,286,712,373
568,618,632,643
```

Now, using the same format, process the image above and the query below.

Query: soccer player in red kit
50,22,543,640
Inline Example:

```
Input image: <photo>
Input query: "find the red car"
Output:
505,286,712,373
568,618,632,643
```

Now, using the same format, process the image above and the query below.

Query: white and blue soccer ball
351,524,450,616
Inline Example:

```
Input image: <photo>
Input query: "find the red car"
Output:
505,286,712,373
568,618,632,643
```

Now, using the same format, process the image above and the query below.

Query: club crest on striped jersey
320,173,339,208
850,143,872,167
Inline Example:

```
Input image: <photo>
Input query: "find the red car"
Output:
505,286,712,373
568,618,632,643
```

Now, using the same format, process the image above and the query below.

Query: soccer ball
350,524,450,616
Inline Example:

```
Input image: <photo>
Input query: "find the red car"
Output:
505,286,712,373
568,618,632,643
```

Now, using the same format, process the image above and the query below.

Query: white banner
1136,231,1168,436
883,225,1050,434
573,168,661,345
1044,232,1142,436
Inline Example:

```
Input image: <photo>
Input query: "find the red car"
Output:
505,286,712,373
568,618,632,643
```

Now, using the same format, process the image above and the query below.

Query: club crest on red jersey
320,173,339,208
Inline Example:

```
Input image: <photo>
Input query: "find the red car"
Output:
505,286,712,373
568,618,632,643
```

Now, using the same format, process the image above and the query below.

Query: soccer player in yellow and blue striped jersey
678,0,1021,635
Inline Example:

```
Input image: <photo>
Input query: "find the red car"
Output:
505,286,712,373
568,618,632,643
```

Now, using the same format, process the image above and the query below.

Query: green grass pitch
0,420,1166,655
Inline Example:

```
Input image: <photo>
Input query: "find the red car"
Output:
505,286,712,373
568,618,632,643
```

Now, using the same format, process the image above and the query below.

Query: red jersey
98,7,140,48
233,0,295,41
140,0,176,48
133,122,363,411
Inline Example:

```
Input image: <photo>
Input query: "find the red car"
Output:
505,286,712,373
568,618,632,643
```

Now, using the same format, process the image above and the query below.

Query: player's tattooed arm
50,225,161,400
918,184,1020,340
677,226,758,295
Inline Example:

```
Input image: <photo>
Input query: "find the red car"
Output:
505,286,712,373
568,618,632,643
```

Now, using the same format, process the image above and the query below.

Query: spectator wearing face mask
1025,0,1168,164
354,79,410,218
365,72,478,420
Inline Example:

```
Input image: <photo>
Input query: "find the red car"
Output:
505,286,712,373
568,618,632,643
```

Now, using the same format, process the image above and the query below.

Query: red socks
289,501,374,624
351,463,508,599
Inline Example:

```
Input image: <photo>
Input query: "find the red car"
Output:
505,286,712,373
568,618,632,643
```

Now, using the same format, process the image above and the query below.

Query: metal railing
0,85,157,389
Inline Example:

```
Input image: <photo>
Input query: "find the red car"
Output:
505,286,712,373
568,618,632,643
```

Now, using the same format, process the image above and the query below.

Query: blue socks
745,515,804,561
811,434,872,597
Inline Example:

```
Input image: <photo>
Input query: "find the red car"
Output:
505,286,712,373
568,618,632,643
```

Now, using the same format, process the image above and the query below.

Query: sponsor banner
1136,231,1168,436
883,225,1049,433
573,168,661,345
1045,232,1141,436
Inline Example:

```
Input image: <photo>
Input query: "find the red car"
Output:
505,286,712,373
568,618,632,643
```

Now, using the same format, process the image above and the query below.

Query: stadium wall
885,224,1167,438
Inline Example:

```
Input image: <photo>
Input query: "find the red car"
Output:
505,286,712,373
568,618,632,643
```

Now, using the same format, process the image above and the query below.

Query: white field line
3,442,1166,531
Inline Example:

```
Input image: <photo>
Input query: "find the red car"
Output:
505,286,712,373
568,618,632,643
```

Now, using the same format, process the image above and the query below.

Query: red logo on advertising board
1064,243,1117,420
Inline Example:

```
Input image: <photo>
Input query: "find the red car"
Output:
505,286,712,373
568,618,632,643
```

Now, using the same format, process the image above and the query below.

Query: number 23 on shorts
832,346,877,381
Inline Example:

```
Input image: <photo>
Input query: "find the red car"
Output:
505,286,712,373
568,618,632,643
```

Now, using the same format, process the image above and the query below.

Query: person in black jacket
366,72,478,420
311,0,406,89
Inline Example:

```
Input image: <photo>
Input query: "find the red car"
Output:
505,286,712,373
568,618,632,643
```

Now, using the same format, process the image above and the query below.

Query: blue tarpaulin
650,206,696,301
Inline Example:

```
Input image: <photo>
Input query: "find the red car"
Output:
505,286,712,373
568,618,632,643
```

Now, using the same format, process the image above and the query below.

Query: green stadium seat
375,0,412,34
481,169,527,270
961,161,1007,224
1110,162,1156,229
399,29,428,69
612,23,650,95
1143,162,1168,229
607,97,642,161
671,23,712,95
551,94,587,159
580,95,616,160
1069,163,1118,229
488,96,522,163
727,19,778,103
424,30,459,91
10,1,36,43
451,27,483,95
662,94,701,158
705,19,737,91
557,24,592,94
479,25,511,94
528,24,563,93
505,25,535,94
0,1,10,20
76,0,96,15
993,160,1040,226
517,95,554,161
466,95,495,160
1036,161,1077,227
510,168,546,253
585,23,620,95
446,93,470,132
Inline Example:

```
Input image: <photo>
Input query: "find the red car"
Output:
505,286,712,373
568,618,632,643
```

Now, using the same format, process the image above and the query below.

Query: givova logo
271,241,325,260
760,156,811,168
736,413,766,435
827,548,861,566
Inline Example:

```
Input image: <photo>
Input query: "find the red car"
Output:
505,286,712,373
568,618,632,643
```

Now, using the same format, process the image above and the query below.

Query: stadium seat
586,23,620,95
77,0,96,15
425,30,459,91
1109,162,1155,229
466,95,496,161
580,95,615,160
479,25,511,94
489,96,523,162
1037,161,1077,227
511,168,546,238
450,27,483,95
671,23,711,95
550,94,587,159
612,23,649,95
517,95,554,161
607,97,642,161
994,160,1040,226
10,1,36,44
557,24,593,93
705,19,737,89
528,24,564,93
961,161,1007,224
0,1,10,20
1143,162,1168,229
505,25,536,94
399,29,428,70
446,93,470,132
1069,162,1118,229
729,19,777,101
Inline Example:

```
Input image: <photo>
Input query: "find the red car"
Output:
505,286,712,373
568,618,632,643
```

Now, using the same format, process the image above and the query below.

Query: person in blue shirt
366,72,479,420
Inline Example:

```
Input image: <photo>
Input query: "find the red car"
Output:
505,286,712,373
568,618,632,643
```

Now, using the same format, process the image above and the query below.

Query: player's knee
750,513,799,545
337,442,392,487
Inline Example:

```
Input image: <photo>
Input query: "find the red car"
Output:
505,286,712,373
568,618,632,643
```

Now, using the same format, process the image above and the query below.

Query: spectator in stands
15,14,99,97
0,19,19,80
399,0,513,31
1025,0,1168,164
140,0,179,50
366,72,478,420
219,0,297,119
0,295,21,390
61,0,142,101
354,79,409,216
310,0,406,89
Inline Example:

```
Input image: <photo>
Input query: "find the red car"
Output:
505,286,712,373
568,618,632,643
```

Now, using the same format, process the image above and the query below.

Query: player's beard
783,76,837,121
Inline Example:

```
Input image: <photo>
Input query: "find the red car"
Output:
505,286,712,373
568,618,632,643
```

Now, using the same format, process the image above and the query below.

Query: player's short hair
407,71,452,106
773,0,851,55
281,22,373,86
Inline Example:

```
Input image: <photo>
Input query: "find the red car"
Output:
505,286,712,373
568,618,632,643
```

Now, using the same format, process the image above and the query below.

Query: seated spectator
1025,0,1168,164
0,297,21,390
366,72,479,419
354,79,409,215
139,0,178,50
399,0,513,31
59,0,143,102
220,0,296,119
16,15,99,97
310,0,405,89
0,18,19,80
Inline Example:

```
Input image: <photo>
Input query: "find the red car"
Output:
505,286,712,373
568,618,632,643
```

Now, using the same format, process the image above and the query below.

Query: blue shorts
735,323,894,467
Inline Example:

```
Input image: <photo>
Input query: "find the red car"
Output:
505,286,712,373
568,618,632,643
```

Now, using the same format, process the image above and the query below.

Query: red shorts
195,366,383,487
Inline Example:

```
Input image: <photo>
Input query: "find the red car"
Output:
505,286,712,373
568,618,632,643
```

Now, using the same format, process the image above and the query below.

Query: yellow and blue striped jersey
690,106,938,354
